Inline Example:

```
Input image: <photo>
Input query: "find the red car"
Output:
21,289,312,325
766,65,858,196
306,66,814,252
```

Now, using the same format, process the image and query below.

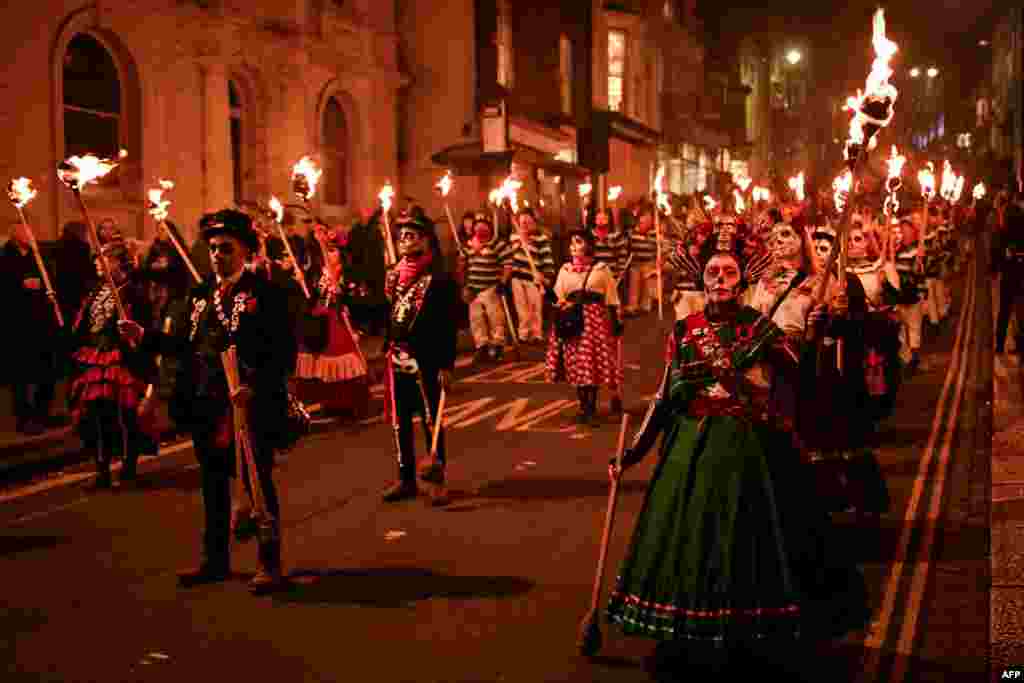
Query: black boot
86,456,112,491
250,523,287,595
178,534,231,588
118,452,138,487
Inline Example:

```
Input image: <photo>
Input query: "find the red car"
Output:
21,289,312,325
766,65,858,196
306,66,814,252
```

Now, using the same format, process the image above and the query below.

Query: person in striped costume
623,202,659,317
459,216,512,362
589,208,627,281
506,208,556,344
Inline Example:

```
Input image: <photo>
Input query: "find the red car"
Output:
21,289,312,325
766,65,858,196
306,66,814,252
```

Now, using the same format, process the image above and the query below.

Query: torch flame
499,176,523,212
436,170,453,197
57,153,121,190
7,177,37,209
787,172,806,201
378,182,395,213
885,145,907,180
268,196,284,224
608,185,623,202
703,195,718,212
752,186,771,202
734,173,752,192
291,156,322,201
918,162,936,200
833,169,853,212
579,182,593,198
952,174,965,203
146,179,175,222
940,160,957,200
843,9,899,161
654,166,670,213
733,188,746,214
973,182,986,200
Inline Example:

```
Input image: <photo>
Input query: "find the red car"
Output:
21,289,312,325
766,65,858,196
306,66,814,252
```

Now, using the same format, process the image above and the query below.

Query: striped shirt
505,231,557,282
460,239,511,294
592,231,627,279
627,231,659,264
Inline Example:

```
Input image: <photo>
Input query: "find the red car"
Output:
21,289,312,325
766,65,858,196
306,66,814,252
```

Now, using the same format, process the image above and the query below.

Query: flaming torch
291,156,325,261
7,178,63,327
436,170,460,250
653,166,670,321
57,151,127,319
973,182,986,208
883,146,907,260
607,185,623,204
147,179,201,284
269,196,310,299
378,182,397,265
579,181,593,225
752,186,772,203
788,172,806,202
733,188,747,215
939,160,958,203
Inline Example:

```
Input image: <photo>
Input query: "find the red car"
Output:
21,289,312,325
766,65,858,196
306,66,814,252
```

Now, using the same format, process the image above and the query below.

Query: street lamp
927,67,939,78
910,67,920,78
786,49,802,65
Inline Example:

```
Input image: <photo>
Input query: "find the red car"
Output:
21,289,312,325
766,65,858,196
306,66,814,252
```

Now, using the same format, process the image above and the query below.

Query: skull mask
770,223,801,260
847,228,868,259
813,235,834,264
703,253,743,303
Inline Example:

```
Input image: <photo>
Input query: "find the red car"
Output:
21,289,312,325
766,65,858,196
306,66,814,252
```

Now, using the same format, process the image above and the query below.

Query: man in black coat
119,209,296,594
381,208,457,506
2,223,62,433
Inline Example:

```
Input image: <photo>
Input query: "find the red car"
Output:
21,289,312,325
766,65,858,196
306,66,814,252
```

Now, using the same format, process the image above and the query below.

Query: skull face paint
847,228,868,259
770,223,801,260
703,253,742,303
813,236,834,263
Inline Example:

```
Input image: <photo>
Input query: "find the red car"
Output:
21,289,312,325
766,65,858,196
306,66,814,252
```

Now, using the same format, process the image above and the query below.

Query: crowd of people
1,176,1008,666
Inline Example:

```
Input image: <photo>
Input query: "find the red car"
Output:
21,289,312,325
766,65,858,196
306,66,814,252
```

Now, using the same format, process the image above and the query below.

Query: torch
788,171,806,203
292,155,325,263
579,181,593,226
917,162,936,273
973,182,986,209
7,178,64,327
882,145,907,262
607,185,623,205
269,196,311,299
57,151,128,320
436,170,461,250
146,179,202,284
735,172,752,222
378,182,397,265
653,165,670,322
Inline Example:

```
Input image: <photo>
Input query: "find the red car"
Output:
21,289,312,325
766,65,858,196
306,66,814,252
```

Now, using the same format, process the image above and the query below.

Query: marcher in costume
623,203,659,317
381,208,458,507
799,223,890,516
545,230,624,425
69,239,154,489
745,221,816,339
893,218,926,371
605,227,869,663
506,208,556,344
118,209,296,594
665,219,712,320
1,221,62,434
921,207,946,327
459,216,511,362
293,227,370,418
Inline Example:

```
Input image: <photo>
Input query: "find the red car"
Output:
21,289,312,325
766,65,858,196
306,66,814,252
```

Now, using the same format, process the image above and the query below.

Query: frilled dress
606,306,869,645
68,279,154,456
293,271,369,416
849,258,904,422
545,261,623,388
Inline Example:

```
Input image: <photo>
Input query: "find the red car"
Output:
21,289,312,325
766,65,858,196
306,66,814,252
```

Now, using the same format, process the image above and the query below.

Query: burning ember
843,9,899,163
291,156,322,201
436,170,454,197
833,169,853,212
7,177,37,209
268,196,284,223
973,182,986,200
787,172,806,202
579,182,593,198
608,185,623,202
146,179,175,222
378,183,395,213
57,153,121,190
918,162,936,200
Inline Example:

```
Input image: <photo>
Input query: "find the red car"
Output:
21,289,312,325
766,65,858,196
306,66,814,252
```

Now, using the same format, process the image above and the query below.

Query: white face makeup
847,228,868,259
398,228,427,258
703,253,742,304
770,223,801,260
813,237,834,262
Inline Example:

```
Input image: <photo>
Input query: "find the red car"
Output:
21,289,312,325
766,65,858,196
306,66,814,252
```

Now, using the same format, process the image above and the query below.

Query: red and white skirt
545,303,622,388
69,346,147,427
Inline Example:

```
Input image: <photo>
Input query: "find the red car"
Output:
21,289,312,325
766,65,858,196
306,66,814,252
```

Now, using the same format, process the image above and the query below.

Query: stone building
0,0,403,244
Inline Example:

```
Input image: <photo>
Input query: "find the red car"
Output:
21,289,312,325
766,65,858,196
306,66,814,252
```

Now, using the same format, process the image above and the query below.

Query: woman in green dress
605,224,869,669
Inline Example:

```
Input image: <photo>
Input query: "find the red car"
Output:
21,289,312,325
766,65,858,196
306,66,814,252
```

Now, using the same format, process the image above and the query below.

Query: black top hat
200,209,260,252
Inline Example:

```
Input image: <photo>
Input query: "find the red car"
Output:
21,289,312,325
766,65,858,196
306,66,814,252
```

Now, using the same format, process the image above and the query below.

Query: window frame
608,28,628,113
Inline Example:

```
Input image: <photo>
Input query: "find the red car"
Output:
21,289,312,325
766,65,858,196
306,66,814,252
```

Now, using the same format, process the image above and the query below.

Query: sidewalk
0,329,478,483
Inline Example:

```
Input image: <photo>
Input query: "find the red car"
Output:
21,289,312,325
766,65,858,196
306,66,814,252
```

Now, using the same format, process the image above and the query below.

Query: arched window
229,80,243,202
62,34,120,159
322,96,348,206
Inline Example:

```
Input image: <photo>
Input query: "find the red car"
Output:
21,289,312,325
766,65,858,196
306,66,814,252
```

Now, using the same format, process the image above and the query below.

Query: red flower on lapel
245,295,257,314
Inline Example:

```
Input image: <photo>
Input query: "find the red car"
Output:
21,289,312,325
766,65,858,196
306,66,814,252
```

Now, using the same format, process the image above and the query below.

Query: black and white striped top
627,231,659,264
593,231,627,279
460,240,512,294
505,232,557,282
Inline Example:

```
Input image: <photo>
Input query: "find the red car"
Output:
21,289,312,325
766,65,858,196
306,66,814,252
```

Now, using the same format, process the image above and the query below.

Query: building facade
1,0,404,243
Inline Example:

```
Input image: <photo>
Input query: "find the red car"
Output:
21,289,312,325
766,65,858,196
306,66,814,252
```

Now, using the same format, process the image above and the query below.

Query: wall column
201,59,234,213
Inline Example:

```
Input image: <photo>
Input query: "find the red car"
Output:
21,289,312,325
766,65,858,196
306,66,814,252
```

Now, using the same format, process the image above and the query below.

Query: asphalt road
0,260,991,682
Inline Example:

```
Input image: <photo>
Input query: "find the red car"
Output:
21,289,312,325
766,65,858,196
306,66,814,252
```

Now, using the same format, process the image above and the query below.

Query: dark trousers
191,425,280,568
13,380,55,426
996,261,1024,352
392,369,446,481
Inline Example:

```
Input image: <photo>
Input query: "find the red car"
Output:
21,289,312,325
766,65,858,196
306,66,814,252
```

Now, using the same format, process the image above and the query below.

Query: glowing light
436,170,453,197
918,162,936,200
268,196,284,223
833,169,853,212
786,49,802,65
7,177,37,209
291,156,322,201
578,182,593,198
608,185,623,202
733,188,746,213
842,9,899,162
378,183,395,213
787,171,806,201
973,182,986,200
146,179,175,222
57,153,120,190
653,166,670,213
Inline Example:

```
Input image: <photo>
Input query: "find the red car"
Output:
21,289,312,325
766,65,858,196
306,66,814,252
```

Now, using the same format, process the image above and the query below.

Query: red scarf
397,251,433,287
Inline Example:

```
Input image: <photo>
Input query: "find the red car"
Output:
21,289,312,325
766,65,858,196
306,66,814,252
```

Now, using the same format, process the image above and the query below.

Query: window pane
63,108,119,159
560,36,573,115
609,31,625,76
322,97,348,206
63,34,120,113
609,76,624,112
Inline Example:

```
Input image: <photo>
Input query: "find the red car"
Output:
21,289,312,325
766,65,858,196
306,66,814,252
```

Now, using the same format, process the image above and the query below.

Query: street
1,260,990,682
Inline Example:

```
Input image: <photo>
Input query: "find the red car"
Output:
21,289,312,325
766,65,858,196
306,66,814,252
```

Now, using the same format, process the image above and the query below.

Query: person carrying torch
506,207,556,344
117,209,297,593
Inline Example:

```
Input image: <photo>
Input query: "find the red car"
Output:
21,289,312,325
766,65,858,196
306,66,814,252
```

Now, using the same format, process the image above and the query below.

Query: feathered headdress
670,220,770,291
